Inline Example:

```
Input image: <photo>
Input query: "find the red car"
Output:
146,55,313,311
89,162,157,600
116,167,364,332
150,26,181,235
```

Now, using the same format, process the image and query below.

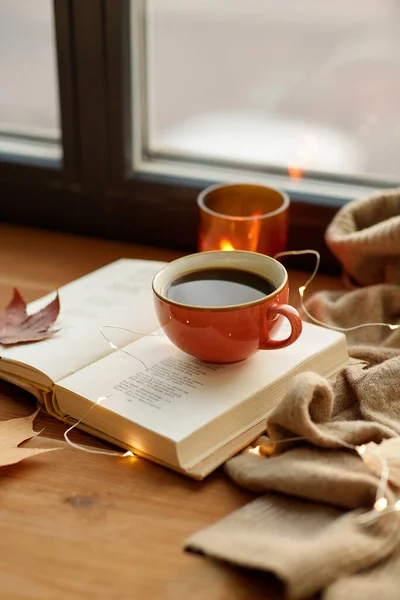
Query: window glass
0,0,62,161
142,0,400,183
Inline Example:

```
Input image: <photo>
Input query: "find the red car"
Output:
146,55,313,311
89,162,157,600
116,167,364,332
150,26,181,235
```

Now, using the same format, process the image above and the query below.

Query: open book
0,259,349,479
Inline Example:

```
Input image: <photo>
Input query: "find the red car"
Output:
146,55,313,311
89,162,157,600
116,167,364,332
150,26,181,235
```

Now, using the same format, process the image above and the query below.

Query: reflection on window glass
0,0,62,161
144,0,400,183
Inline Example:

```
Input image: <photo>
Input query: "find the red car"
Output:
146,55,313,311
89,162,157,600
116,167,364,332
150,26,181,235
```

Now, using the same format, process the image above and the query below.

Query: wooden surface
0,224,345,600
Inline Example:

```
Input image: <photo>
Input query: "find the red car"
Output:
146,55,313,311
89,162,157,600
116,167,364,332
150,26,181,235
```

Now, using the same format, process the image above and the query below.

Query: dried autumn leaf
359,438,400,488
0,409,59,467
0,287,60,345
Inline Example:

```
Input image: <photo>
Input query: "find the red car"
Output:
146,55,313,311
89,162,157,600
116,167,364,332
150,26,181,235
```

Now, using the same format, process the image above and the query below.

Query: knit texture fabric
185,189,400,599
326,188,400,286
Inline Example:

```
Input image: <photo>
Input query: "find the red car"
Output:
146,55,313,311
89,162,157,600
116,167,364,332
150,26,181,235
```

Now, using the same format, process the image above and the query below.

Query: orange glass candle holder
197,183,289,256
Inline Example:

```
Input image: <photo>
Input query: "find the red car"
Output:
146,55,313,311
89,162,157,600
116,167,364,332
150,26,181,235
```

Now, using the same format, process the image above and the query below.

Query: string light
274,250,400,523
64,392,135,457
64,326,164,459
65,326,167,458
248,435,400,526
247,435,306,456
100,327,147,370
67,262,399,494
274,249,400,333
99,326,165,370
100,325,165,341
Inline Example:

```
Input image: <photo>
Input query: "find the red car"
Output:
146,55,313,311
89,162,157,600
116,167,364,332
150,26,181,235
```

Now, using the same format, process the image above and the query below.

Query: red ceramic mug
152,250,302,364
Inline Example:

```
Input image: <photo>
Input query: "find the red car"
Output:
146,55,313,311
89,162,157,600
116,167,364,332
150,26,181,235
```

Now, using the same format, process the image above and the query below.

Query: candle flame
218,211,262,252
219,238,235,251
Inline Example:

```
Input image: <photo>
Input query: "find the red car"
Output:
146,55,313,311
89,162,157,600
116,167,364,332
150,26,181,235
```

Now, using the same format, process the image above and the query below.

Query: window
135,0,400,194
1,0,399,274
0,1,61,163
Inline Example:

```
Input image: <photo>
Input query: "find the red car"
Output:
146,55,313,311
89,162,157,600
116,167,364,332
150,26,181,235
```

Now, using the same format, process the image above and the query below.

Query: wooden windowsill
0,224,345,600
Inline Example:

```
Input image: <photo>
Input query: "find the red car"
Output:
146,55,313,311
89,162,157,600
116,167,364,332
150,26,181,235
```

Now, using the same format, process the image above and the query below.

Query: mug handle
260,303,303,350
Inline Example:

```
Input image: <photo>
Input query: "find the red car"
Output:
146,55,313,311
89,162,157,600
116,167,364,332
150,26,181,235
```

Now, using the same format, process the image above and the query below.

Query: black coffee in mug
164,267,277,307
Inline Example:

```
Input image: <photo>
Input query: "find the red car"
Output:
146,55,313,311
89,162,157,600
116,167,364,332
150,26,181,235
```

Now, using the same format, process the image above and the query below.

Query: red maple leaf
0,288,60,345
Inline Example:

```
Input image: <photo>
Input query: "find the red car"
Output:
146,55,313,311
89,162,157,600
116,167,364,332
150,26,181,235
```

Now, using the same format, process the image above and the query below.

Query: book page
56,322,345,442
0,259,165,384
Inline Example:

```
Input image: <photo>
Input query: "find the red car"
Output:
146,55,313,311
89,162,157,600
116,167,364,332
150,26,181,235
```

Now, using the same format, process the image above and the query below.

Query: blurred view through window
0,0,61,161
144,0,400,184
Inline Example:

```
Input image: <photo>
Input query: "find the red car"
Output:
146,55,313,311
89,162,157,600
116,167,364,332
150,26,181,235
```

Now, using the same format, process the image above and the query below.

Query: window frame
0,0,78,186
0,0,394,274
0,0,109,236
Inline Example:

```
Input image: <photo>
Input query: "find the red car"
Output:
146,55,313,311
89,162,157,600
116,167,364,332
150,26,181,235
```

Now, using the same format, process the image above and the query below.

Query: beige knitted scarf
185,189,400,600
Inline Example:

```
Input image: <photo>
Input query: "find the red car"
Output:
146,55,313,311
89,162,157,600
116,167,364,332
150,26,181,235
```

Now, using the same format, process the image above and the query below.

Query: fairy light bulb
96,396,107,404
248,445,261,456
122,451,134,457
395,500,400,512
356,445,366,456
374,497,388,512
298,285,306,297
